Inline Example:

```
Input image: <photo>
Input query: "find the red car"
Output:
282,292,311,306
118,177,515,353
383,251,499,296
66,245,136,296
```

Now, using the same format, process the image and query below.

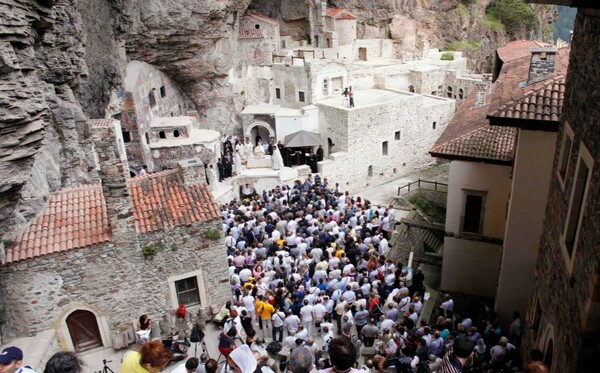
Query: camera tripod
98,359,114,373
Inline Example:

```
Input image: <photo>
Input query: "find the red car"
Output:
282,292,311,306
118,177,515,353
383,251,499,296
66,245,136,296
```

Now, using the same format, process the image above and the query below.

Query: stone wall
523,10,600,373
317,90,454,193
0,220,229,346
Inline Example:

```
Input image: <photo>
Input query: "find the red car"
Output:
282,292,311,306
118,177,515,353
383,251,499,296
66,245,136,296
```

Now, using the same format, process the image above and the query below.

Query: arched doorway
544,338,554,369
66,310,103,352
245,121,275,146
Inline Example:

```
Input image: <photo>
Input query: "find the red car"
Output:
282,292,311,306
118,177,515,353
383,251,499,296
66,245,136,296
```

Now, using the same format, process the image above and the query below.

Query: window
461,190,487,234
408,85,415,93
446,86,453,98
557,122,574,187
160,86,166,98
173,130,180,138
323,79,328,96
458,88,464,100
298,91,305,102
145,133,150,144
368,165,373,177
175,277,200,306
148,90,156,107
275,88,281,99
122,131,131,143
255,24,260,29
382,141,388,156
281,40,286,49
159,131,166,139
395,131,401,140
562,144,593,262
432,122,437,130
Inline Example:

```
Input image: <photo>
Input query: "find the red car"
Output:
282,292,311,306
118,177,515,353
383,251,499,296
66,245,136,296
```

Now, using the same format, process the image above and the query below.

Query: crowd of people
214,176,551,372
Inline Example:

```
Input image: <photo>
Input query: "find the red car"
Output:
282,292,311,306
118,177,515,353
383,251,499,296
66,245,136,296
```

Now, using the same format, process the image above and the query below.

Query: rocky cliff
0,0,554,245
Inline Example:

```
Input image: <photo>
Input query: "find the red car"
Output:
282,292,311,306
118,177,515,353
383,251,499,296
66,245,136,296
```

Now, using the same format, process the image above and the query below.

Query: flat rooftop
150,116,197,128
149,128,220,148
317,88,415,109
241,104,281,115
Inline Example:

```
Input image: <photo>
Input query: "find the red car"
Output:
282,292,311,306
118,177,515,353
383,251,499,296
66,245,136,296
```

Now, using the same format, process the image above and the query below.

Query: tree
493,0,536,32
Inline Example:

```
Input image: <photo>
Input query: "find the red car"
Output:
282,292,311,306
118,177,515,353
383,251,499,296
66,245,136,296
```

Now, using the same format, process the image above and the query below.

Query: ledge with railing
397,178,448,196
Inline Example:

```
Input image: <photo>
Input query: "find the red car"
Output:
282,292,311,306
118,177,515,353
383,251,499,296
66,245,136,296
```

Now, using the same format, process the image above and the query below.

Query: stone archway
57,304,111,351
245,121,275,146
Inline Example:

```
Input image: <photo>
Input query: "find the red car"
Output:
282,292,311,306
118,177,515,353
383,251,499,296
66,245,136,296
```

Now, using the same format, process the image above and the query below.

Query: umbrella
284,130,322,147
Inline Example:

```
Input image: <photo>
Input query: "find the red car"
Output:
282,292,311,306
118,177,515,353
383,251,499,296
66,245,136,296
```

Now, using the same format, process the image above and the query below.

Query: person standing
272,306,286,342
348,86,355,108
0,347,38,373
316,145,324,162
217,158,225,182
258,298,275,340
207,164,218,191
272,144,285,170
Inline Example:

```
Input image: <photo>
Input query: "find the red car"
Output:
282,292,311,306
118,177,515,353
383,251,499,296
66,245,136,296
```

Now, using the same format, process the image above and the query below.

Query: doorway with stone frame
66,309,103,352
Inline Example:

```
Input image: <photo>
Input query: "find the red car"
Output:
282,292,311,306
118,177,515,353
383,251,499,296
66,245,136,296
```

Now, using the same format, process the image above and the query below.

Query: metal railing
397,178,448,196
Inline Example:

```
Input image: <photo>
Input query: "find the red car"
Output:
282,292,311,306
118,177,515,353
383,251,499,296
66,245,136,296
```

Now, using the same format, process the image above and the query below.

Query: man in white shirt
284,309,300,335
271,307,286,342
299,299,314,336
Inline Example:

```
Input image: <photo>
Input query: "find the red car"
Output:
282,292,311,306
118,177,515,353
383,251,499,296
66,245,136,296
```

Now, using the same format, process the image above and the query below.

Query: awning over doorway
284,130,322,147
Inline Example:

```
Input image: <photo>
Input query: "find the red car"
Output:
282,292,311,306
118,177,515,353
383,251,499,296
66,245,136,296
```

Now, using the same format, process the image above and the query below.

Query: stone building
0,119,229,353
239,12,281,66
147,116,220,171
522,1,600,372
113,61,193,174
430,41,570,322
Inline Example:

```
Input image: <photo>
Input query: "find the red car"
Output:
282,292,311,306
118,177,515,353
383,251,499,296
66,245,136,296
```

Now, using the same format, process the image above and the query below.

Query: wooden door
66,310,103,352
359,47,367,61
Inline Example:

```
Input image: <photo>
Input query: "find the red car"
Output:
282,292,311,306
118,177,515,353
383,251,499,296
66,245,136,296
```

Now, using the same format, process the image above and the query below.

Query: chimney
473,75,492,107
177,159,206,186
528,47,557,85
87,118,138,242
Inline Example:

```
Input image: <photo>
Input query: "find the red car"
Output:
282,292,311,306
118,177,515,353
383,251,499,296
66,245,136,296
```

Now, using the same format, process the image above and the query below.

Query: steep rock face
119,0,253,133
0,0,95,238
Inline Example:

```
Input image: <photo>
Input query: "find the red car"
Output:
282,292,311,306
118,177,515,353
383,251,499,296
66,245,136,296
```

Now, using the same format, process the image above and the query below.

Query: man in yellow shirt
257,295,275,340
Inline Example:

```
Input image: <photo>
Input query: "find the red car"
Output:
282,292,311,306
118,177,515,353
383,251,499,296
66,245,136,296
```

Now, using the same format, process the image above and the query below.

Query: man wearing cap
0,347,38,373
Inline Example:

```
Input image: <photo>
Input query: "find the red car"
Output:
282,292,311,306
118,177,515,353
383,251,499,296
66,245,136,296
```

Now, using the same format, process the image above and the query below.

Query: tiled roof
496,40,553,63
245,11,279,26
239,29,264,39
326,8,357,20
4,184,111,264
4,170,220,264
490,76,566,122
430,92,517,163
487,47,570,116
129,170,220,234
88,118,116,129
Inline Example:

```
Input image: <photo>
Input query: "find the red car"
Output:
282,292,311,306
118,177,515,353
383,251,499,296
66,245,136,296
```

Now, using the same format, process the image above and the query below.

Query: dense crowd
213,176,550,373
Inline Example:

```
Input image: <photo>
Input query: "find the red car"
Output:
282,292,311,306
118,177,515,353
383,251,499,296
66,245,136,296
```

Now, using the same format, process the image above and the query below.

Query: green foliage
409,195,446,224
142,242,165,259
205,227,221,241
482,10,504,32
444,41,481,53
460,0,476,5
441,52,455,61
457,4,469,17
553,6,576,43
491,0,536,32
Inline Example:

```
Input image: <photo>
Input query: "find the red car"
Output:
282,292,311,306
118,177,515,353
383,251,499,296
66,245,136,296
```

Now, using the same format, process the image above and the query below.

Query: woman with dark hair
120,340,174,372
136,314,152,344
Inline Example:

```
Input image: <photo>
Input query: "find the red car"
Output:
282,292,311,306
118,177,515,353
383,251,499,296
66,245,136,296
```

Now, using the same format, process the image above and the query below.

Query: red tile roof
430,92,517,164
490,76,566,122
326,8,357,20
239,29,264,39
431,44,569,163
496,40,553,63
245,11,279,26
129,170,220,234
4,184,111,264
4,170,220,264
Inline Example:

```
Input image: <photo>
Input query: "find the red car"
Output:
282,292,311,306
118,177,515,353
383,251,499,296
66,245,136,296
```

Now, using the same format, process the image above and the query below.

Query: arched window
159,131,166,139
173,130,180,138
255,24,260,29
459,88,464,100
408,85,415,93
447,86,453,98
148,90,156,107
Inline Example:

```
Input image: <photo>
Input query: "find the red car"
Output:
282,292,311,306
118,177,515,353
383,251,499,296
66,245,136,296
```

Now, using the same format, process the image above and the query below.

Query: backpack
266,341,282,354
190,324,204,343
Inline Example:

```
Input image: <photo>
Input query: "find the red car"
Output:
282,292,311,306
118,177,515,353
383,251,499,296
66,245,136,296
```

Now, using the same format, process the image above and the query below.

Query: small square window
299,91,305,102
122,131,131,143
175,277,200,306
275,88,281,99
160,86,166,98
395,131,401,140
